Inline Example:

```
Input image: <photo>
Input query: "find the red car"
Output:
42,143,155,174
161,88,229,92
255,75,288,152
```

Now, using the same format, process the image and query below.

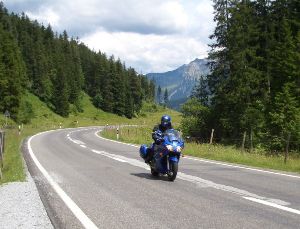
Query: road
24,127,300,229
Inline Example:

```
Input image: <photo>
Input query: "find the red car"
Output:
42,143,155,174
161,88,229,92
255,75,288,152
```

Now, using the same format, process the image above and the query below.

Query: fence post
241,131,247,152
0,131,4,179
209,129,214,144
250,128,253,153
284,132,291,164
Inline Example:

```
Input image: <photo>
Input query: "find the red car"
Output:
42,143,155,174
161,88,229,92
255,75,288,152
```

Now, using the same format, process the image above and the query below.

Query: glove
155,138,163,144
153,130,163,143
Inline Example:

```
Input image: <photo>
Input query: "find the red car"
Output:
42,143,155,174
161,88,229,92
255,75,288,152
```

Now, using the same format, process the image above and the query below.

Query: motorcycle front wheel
168,162,178,181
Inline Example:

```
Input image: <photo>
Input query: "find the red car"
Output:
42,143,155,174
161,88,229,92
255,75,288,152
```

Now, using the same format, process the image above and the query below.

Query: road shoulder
0,139,53,229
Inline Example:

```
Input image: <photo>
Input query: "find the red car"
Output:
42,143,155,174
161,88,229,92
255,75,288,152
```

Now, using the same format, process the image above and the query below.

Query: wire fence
184,129,300,160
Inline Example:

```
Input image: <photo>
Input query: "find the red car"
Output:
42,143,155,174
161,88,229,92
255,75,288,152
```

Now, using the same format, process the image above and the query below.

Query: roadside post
210,129,215,144
4,110,10,127
0,130,5,179
117,127,119,140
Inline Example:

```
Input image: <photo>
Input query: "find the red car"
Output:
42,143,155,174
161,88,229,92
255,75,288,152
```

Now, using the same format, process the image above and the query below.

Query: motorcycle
139,129,184,181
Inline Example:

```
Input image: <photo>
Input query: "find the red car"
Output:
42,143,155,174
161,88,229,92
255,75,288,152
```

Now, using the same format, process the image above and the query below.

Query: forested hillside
0,2,155,121
182,0,300,153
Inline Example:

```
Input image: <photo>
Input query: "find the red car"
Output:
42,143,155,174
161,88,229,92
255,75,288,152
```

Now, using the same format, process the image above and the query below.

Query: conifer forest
0,2,155,121
182,0,300,153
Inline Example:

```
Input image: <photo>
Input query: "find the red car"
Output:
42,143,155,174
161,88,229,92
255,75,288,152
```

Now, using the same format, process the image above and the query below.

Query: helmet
139,144,148,159
161,115,171,128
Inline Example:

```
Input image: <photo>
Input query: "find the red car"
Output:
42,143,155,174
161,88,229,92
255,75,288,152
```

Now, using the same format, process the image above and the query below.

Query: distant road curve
24,127,300,229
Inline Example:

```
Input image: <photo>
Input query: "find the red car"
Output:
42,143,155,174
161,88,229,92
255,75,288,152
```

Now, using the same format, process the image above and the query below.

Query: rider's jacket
152,124,173,144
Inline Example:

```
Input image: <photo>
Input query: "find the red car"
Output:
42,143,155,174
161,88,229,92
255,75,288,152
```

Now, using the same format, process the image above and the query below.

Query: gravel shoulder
0,156,53,228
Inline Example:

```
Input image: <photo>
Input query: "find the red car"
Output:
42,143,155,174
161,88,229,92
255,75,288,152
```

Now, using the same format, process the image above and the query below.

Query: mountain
146,58,210,110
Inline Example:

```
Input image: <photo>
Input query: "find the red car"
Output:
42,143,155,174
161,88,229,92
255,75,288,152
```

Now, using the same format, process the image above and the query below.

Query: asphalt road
24,127,300,229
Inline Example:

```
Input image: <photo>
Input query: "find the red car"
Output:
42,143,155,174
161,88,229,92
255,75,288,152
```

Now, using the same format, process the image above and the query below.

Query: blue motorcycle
140,129,184,181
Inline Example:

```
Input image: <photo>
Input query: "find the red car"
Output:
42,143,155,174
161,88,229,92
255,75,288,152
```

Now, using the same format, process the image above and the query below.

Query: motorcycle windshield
164,129,182,142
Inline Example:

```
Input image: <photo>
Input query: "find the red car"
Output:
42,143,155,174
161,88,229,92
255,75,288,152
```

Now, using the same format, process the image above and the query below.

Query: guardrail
0,130,4,179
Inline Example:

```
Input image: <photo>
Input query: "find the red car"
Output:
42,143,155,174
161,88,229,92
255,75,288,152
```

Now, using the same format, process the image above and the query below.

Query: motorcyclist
144,115,173,163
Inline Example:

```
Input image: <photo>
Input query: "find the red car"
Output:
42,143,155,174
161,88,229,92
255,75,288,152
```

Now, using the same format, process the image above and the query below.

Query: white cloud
26,7,60,27
82,30,208,73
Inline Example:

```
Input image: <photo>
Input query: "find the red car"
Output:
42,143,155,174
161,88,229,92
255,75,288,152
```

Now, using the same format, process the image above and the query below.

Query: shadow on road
131,173,171,182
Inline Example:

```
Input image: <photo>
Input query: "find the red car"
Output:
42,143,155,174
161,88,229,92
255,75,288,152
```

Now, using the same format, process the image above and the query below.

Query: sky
3,0,215,73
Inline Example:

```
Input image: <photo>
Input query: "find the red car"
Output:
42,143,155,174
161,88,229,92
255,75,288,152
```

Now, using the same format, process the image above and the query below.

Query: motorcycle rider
144,115,173,163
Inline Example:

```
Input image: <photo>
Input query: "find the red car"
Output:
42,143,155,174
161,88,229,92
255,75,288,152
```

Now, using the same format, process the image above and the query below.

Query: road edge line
28,130,98,229
243,197,300,215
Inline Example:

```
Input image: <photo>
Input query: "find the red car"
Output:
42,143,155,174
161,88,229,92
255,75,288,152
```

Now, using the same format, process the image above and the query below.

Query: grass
185,143,300,173
0,92,180,185
101,126,300,174
0,130,25,183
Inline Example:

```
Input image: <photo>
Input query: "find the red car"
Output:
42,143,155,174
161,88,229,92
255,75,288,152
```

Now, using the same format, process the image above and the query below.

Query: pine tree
191,75,210,106
128,68,142,113
52,69,70,117
0,22,27,117
268,83,300,152
164,88,169,106
157,85,162,104
112,59,125,116
149,79,155,101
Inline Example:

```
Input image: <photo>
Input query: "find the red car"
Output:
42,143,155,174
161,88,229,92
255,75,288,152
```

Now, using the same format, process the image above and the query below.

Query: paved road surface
24,127,300,228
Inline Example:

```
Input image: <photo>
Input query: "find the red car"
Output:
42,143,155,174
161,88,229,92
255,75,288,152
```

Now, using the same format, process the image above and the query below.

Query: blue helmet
161,115,171,128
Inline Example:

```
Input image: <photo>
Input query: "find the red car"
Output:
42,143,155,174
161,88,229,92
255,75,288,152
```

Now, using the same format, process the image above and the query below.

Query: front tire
151,167,159,177
168,162,178,181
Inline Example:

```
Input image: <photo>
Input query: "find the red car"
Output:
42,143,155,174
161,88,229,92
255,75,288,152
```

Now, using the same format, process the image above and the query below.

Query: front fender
169,156,179,163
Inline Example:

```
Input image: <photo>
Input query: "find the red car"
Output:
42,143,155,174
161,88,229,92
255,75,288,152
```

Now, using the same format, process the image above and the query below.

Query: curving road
24,127,300,229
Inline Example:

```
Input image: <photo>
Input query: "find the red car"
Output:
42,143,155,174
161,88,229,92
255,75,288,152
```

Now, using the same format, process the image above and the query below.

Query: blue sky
3,0,215,73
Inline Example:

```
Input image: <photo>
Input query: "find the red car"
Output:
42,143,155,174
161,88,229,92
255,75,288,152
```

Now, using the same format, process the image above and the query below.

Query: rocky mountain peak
146,58,210,110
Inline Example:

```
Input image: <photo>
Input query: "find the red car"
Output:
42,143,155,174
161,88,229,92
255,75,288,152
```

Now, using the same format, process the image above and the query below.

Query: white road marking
28,132,98,229
244,197,300,215
95,131,300,180
80,145,87,148
73,140,85,145
95,131,138,148
92,150,127,163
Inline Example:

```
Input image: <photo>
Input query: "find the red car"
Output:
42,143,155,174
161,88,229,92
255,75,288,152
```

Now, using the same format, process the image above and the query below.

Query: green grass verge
0,92,180,185
101,126,300,174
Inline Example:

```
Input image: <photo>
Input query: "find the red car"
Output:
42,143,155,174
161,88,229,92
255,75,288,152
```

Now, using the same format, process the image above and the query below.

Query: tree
0,22,26,117
149,80,155,101
112,59,125,116
180,98,210,139
157,85,162,104
163,88,169,106
268,83,300,152
191,75,210,106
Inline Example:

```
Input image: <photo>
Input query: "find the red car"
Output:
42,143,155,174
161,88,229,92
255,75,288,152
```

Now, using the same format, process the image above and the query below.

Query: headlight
176,146,182,152
166,145,173,151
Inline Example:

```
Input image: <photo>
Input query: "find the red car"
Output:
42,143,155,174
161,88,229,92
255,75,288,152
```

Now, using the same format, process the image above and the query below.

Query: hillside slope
0,91,181,128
